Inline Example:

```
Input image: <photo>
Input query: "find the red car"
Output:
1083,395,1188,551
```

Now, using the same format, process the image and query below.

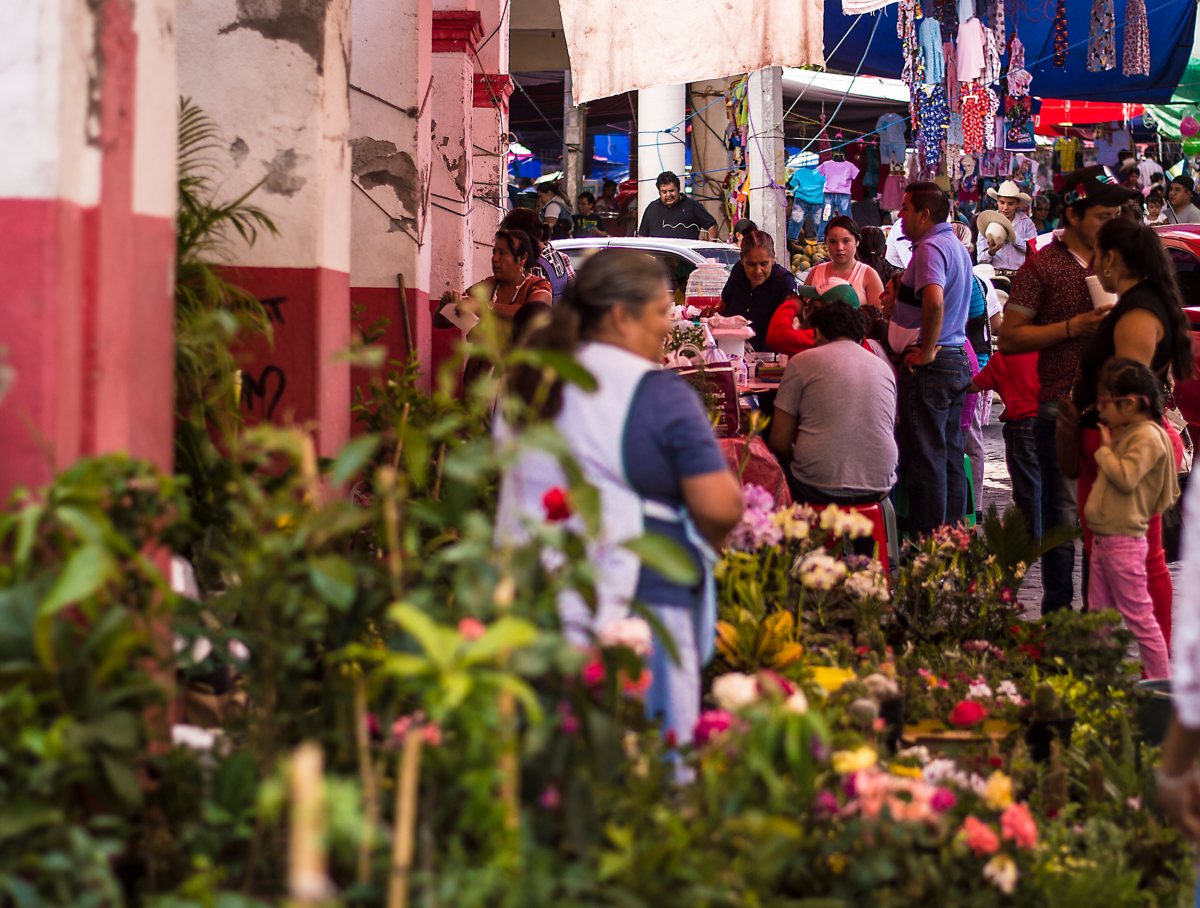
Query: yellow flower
828,853,848,875
890,764,923,779
275,514,293,529
831,745,878,775
983,771,1014,810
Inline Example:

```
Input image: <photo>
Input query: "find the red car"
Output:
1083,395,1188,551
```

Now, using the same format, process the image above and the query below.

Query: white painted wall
637,84,687,225
0,0,101,205
747,67,787,253
429,49,475,297
133,0,178,219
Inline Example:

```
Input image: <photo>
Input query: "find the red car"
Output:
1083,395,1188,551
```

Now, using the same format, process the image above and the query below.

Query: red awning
1034,99,1145,134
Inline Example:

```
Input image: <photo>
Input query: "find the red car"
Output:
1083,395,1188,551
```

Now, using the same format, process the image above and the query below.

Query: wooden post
288,742,331,904
387,732,424,908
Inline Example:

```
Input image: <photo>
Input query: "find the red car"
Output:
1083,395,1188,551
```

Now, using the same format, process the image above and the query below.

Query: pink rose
960,815,1000,856
693,710,735,747
458,617,486,640
949,700,989,727
581,658,606,688
931,787,957,813
1000,802,1038,849
539,785,561,810
420,723,443,747
557,701,580,735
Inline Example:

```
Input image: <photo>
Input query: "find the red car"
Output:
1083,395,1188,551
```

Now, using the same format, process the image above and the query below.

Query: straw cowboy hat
977,210,1016,247
986,180,1032,204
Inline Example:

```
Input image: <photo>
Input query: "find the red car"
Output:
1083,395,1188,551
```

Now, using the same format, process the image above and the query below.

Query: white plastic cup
1085,274,1118,310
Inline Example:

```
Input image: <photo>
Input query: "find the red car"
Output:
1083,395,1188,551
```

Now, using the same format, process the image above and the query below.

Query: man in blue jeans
892,182,974,537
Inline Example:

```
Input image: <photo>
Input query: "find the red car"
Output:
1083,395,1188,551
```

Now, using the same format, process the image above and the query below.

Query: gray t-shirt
1170,202,1200,225
774,340,898,495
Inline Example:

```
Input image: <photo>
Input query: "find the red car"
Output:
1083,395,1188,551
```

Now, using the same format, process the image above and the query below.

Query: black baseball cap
1062,165,1140,209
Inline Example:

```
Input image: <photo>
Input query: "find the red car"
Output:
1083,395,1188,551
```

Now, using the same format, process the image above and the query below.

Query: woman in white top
805,215,885,312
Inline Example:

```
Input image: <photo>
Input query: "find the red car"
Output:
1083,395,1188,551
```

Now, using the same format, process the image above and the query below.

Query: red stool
845,502,891,583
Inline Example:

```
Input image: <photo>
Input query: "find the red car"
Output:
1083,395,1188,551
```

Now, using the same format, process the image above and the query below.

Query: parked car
553,237,742,295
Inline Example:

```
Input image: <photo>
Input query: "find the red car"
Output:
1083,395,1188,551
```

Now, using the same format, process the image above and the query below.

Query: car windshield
702,247,743,268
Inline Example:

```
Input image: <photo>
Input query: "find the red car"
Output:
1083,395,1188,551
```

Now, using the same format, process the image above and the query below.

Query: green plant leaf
66,711,140,752
41,544,115,617
623,533,700,586
0,803,64,842
99,751,143,809
461,616,539,666
493,673,545,725
329,435,380,486
389,603,457,670
307,555,357,610
12,504,44,571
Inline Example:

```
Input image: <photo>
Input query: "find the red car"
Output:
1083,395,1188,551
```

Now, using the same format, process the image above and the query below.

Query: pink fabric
719,436,792,509
1088,534,1171,679
817,160,861,194
957,18,985,81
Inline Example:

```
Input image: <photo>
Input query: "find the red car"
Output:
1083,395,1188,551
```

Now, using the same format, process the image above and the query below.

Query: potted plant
1021,682,1076,762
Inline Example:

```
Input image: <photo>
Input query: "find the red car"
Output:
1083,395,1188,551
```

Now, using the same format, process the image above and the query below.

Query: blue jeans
793,199,825,240
898,346,970,537
1034,402,1078,612
820,193,852,238
1003,417,1042,540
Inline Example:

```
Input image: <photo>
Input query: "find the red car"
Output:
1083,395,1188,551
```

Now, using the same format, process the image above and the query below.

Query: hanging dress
1087,0,1116,72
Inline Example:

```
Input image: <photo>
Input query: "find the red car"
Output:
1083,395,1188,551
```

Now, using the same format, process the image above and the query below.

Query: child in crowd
574,192,605,236
969,349,1041,538
1146,192,1168,226
1084,358,1179,679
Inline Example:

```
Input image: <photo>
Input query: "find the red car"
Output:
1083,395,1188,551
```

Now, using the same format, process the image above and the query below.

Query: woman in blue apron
495,250,744,745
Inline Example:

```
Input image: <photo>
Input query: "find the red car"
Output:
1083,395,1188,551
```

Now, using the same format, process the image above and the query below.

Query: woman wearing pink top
804,216,884,312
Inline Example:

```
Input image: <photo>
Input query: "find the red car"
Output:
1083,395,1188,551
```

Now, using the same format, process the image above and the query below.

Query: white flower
863,673,900,700
798,551,848,590
967,681,993,700
996,680,1024,704
844,569,890,602
897,745,931,765
983,854,1018,895
173,724,217,752
190,637,213,664
923,758,960,785
784,690,809,714
228,639,251,662
597,617,653,657
712,672,760,711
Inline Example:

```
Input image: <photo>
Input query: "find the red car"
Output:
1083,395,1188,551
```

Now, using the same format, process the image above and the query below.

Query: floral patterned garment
1123,0,1150,77
1053,0,1068,67
1087,0,1116,72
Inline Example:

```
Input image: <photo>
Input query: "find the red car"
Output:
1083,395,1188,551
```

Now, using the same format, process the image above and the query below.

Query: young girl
1084,358,1179,679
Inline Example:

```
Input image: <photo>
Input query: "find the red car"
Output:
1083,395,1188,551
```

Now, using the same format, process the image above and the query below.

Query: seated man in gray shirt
768,298,898,505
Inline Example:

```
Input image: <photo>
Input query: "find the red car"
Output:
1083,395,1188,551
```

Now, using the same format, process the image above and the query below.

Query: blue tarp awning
823,0,1197,104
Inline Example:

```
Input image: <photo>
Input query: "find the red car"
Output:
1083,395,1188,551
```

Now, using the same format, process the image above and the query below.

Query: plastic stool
845,501,892,585
964,453,976,527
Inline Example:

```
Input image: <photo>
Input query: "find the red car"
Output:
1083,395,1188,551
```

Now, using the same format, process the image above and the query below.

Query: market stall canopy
559,0,824,104
1034,100,1145,134
822,0,1197,104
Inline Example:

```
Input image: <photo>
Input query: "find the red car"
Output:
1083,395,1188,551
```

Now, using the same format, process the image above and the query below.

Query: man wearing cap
1167,176,1200,225
893,181,975,536
998,165,1139,612
977,181,1038,273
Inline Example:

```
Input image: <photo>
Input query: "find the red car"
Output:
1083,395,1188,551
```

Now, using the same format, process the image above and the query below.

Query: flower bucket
1134,680,1172,747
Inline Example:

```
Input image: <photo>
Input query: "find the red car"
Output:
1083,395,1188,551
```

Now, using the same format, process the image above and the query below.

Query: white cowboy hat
973,263,997,282
986,180,1032,205
976,210,1017,247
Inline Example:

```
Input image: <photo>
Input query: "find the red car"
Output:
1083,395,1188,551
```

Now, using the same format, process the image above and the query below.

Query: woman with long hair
497,250,743,747
1072,217,1193,651
435,229,551,325
502,206,575,303
857,225,897,284
805,216,885,311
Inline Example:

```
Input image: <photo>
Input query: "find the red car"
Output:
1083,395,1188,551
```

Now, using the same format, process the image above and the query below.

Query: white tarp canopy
559,0,824,105
781,69,910,106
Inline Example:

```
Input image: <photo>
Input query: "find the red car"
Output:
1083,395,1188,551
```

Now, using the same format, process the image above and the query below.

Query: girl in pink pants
1084,359,1179,679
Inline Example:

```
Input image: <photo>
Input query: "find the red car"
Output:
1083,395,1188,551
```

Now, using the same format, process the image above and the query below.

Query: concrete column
0,0,177,498
349,0,434,391
747,68,787,253
429,10,483,373
637,84,687,226
563,71,587,205
177,0,352,456
469,0,513,282
689,79,733,240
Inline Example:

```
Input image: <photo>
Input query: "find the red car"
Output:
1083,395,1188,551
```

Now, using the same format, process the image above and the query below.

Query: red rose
950,700,989,727
1019,643,1043,661
542,487,572,522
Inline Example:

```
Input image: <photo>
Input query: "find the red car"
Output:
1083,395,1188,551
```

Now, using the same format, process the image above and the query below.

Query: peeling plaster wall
177,0,350,272
429,49,474,299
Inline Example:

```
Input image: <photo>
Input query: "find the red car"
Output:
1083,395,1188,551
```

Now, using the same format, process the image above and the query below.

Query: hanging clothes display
880,168,908,210
1006,34,1032,98
920,18,946,84
960,83,998,154
944,40,961,112
876,113,908,165
1004,95,1035,151
957,18,985,82
1053,0,1068,67
1123,0,1150,77
956,0,975,23
948,111,965,146
987,0,1005,43
937,0,957,41
918,84,950,168
982,26,1002,85
1054,136,1082,171
1087,0,1116,72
